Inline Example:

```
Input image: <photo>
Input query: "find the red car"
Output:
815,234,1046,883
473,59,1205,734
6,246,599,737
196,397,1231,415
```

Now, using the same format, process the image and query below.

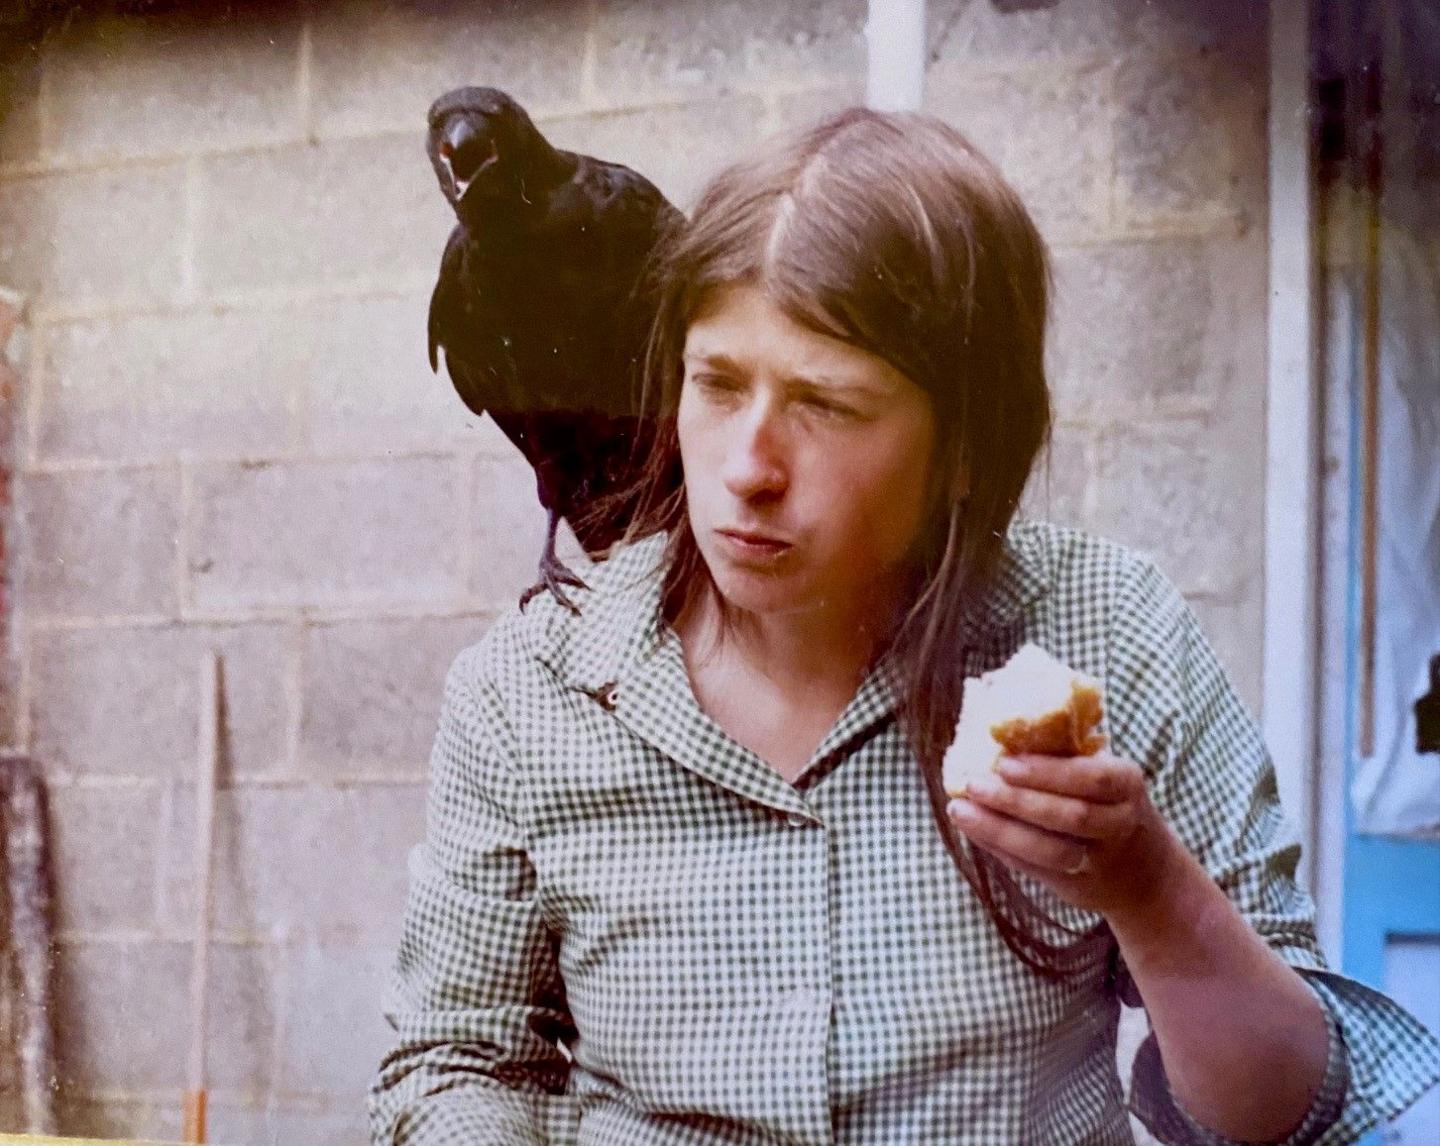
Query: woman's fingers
946,797,1091,876
994,751,1145,805
963,773,1132,841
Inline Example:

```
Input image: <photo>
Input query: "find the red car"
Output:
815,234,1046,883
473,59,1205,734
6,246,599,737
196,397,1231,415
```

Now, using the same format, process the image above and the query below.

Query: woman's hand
945,751,1185,916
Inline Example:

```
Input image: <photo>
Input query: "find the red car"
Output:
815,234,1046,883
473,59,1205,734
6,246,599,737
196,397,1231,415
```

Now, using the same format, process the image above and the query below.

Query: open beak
443,138,498,203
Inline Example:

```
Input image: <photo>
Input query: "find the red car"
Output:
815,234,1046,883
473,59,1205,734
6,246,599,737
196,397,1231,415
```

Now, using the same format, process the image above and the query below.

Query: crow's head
426,86,558,216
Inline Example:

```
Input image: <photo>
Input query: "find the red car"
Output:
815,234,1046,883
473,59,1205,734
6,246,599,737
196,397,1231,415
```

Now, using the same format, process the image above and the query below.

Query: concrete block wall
0,1,1268,1141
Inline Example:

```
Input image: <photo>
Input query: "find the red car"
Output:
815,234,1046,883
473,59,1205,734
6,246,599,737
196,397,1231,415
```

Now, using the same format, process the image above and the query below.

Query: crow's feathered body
425,86,683,609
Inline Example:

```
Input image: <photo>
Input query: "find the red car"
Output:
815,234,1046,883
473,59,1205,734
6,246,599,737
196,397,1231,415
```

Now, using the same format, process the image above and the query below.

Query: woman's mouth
715,529,793,562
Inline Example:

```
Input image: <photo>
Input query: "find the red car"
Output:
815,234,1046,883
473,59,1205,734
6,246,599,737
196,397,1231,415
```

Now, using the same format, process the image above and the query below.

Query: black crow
425,86,683,613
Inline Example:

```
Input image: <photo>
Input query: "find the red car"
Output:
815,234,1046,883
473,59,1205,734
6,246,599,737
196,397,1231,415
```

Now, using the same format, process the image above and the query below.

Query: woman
370,109,1440,1144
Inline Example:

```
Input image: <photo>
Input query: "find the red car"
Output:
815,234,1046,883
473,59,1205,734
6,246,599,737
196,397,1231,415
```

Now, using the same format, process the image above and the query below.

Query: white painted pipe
1264,0,1320,890
866,0,927,112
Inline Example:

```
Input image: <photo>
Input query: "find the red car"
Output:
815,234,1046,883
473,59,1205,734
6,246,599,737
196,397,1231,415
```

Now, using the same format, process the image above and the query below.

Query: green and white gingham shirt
370,521,1440,1145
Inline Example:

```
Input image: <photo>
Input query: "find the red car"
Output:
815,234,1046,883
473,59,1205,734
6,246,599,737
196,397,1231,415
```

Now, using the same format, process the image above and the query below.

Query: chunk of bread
942,643,1106,797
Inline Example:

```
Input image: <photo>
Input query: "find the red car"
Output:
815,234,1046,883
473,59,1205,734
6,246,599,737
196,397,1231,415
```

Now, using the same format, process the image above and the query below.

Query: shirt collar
533,519,1053,698
953,519,1054,645
528,522,1050,811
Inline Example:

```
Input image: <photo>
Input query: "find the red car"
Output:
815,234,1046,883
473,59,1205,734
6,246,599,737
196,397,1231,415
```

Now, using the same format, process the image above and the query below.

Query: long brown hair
603,107,1109,980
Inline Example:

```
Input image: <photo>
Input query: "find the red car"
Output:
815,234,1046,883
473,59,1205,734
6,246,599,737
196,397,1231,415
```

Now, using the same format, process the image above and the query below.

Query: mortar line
178,158,199,304
15,606,33,753
27,604,496,633
177,457,193,618
21,318,44,470
297,8,315,143
758,90,781,137
152,776,176,932
27,446,459,476
456,448,477,609
284,619,305,776
74,1084,276,1108
1079,426,1098,521
34,26,51,164
30,277,437,325
260,932,285,1107
579,0,600,108
1101,60,1119,239
47,774,164,791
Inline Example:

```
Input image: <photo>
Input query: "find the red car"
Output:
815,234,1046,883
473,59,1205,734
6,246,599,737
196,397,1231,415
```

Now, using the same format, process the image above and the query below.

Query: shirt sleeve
1105,555,1440,1145
368,647,579,1146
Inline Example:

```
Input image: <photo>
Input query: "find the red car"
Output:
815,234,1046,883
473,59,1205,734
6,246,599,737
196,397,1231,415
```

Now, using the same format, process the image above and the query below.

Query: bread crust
988,680,1106,758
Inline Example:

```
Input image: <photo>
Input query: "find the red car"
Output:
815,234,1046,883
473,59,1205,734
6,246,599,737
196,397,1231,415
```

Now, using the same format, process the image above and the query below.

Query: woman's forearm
1105,836,1331,1142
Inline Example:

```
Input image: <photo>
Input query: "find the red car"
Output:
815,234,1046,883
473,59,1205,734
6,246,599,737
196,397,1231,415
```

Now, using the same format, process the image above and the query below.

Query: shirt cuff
1127,991,1350,1145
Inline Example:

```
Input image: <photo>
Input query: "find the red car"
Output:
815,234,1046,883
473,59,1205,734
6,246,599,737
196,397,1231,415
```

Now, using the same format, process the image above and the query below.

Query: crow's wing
526,157,681,414
428,224,526,420
428,227,467,377
570,157,682,284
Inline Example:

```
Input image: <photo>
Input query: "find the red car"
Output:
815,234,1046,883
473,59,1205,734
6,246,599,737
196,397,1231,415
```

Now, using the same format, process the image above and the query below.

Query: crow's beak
440,121,498,203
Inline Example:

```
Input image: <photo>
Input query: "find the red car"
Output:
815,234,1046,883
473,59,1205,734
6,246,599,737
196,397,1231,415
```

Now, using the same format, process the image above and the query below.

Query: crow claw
519,555,589,615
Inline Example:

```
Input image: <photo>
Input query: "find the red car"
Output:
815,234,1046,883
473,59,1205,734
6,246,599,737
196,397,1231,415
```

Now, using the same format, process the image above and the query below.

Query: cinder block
589,0,865,104
38,310,296,465
300,292,489,456
41,8,305,165
1020,421,1092,528
53,939,274,1092
1123,0,1269,58
1186,591,1264,716
924,67,1111,246
0,49,42,167
310,0,588,138
0,165,186,307
55,1095,181,1143
207,1101,371,1146
46,782,162,934
30,621,292,780
299,614,490,778
540,95,768,213
159,784,427,944
187,456,467,612
1113,50,1266,229
18,467,180,620
765,81,867,137
469,453,554,612
927,0,1127,67
275,944,398,1096
193,135,450,294
1048,237,1266,417
40,295,492,465
0,313,20,752
0,647,18,752
1091,419,1259,598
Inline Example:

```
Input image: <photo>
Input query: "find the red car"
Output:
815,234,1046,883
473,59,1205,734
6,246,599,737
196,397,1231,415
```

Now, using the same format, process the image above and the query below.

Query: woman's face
678,283,936,627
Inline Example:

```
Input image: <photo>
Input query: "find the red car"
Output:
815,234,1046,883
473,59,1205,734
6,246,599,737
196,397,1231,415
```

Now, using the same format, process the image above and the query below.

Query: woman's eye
690,373,739,397
801,396,857,420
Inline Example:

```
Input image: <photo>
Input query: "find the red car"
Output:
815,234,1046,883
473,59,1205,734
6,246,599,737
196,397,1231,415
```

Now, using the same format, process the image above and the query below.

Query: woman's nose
720,400,788,501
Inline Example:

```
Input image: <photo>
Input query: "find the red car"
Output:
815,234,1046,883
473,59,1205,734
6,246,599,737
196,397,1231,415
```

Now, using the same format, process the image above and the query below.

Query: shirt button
592,681,620,710
785,811,811,828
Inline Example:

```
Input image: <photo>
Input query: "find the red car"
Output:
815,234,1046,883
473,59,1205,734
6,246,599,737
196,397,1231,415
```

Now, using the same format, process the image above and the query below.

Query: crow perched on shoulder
425,86,684,613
